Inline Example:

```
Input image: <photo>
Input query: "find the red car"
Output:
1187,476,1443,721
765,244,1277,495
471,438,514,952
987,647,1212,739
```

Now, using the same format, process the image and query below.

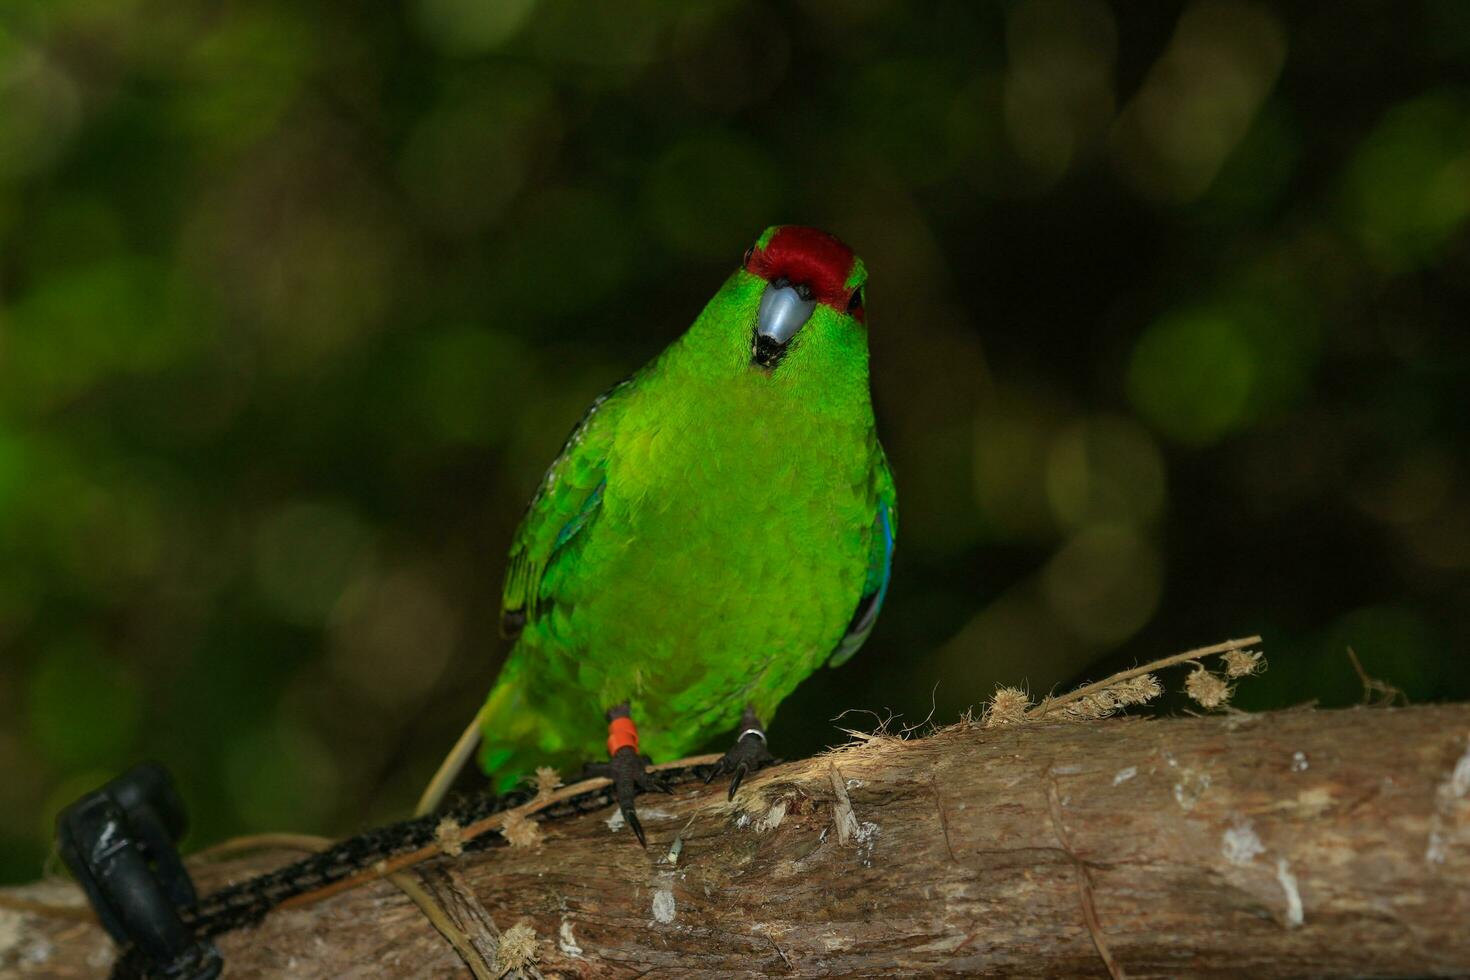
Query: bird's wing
500,378,631,639
828,440,897,668
422,379,630,815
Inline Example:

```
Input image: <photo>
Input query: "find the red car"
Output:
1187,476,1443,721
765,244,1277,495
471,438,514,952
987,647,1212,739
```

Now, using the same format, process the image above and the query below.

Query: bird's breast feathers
580,380,875,661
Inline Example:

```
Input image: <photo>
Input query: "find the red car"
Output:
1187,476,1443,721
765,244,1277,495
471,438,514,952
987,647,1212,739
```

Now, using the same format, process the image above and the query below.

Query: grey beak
756,283,816,346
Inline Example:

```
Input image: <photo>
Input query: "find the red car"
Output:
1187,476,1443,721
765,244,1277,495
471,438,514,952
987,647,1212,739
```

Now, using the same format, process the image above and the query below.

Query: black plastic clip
55,762,222,980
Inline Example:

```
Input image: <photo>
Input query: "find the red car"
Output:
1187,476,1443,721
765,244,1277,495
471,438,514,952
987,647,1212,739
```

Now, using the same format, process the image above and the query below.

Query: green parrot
420,225,896,843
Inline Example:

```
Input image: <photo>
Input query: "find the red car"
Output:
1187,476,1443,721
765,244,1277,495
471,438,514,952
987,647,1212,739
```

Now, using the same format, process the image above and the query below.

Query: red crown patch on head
744,226,857,311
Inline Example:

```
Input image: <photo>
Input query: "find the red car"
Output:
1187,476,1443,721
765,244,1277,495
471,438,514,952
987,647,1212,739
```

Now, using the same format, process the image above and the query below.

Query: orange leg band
607,716,639,757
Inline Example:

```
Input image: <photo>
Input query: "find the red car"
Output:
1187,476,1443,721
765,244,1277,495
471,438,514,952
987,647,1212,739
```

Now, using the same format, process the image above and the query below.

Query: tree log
5,705,1470,978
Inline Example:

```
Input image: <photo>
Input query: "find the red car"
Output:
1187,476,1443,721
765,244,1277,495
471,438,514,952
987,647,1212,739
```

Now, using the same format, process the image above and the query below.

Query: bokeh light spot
1041,523,1162,643
850,60,968,187
399,69,559,235
644,131,784,260
224,719,341,830
0,41,80,180
1110,0,1286,202
27,636,142,769
1324,607,1441,705
1127,309,1256,445
177,8,311,153
1045,415,1166,529
528,0,667,69
973,392,1067,540
408,325,534,447
412,0,537,55
252,501,376,627
2,257,205,413
329,569,459,707
1339,91,1470,269
1004,0,1117,184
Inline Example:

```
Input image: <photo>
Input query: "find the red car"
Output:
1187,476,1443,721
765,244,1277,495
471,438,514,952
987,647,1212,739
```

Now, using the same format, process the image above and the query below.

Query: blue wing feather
554,479,606,549
828,499,895,668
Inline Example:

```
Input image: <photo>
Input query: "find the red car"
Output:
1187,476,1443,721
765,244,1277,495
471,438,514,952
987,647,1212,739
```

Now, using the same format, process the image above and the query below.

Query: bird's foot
704,708,775,800
585,707,668,847
583,746,670,847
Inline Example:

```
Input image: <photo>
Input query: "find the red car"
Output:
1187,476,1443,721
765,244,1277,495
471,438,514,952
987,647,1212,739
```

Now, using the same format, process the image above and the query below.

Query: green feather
828,445,896,669
478,229,895,791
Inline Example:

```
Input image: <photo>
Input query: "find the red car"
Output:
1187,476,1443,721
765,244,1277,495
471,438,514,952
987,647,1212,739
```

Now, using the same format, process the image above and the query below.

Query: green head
743,225,868,371
676,226,871,400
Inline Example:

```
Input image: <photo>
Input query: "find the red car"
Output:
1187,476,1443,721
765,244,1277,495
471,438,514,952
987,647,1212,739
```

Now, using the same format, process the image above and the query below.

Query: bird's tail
414,702,488,816
478,669,585,792
414,670,575,815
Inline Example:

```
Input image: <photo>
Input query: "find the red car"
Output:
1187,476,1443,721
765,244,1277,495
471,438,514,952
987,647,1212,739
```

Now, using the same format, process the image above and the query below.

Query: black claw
727,762,749,801
623,806,647,848
709,713,775,800
599,746,661,847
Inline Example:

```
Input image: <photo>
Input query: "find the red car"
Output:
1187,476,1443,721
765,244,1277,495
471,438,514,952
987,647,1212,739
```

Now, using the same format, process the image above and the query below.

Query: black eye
847,287,865,313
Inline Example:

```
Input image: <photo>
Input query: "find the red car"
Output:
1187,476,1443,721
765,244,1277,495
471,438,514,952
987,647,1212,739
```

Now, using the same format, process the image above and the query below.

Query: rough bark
5,705,1470,978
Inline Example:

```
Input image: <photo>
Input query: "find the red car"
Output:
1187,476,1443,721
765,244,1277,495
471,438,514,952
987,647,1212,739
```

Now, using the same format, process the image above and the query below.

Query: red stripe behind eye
745,226,856,310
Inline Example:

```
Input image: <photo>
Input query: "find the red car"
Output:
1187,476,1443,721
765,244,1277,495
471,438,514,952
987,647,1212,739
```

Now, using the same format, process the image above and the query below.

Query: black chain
109,762,716,978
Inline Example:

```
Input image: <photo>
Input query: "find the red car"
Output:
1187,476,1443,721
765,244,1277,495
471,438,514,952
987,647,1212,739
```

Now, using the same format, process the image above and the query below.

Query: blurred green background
3,0,1470,883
